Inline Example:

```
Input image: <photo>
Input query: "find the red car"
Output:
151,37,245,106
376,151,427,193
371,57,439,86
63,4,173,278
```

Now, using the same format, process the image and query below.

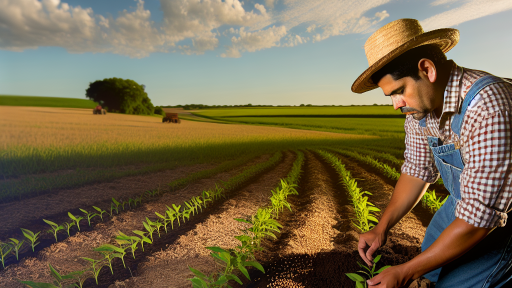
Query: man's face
377,73,440,121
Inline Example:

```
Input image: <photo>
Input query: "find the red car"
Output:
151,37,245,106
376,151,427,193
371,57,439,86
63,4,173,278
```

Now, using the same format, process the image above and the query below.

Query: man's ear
418,58,437,83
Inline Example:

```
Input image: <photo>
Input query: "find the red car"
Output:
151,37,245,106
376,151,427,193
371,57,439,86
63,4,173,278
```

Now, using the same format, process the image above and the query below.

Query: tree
85,78,154,115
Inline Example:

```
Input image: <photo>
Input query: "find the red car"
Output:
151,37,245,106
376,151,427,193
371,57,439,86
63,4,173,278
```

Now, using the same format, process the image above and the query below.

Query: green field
192,106,406,138
0,95,98,108
193,105,402,117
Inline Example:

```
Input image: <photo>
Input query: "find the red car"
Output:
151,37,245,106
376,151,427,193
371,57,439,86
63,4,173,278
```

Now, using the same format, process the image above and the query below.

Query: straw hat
351,18,459,93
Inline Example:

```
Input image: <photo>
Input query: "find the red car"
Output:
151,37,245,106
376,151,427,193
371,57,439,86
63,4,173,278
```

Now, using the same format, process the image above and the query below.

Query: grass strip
317,150,380,233
326,147,447,213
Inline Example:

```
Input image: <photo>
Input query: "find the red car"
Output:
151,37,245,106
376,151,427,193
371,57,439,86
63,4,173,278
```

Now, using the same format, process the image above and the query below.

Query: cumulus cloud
421,0,512,31
3,0,507,58
221,25,287,57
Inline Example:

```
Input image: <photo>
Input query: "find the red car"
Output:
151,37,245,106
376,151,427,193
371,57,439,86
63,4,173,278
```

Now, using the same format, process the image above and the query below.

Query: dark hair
370,44,447,85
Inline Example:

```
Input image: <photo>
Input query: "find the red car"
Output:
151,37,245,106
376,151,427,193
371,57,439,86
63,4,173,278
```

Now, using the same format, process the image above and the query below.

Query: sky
0,0,511,106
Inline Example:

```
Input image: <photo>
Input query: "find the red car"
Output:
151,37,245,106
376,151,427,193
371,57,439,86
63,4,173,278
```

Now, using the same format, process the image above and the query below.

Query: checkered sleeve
456,108,512,228
401,115,439,183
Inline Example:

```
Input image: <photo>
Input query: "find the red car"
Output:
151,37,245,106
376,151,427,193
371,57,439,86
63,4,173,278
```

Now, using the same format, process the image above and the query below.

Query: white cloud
431,0,462,6
265,0,276,9
421,0,512,31
221,25,287,57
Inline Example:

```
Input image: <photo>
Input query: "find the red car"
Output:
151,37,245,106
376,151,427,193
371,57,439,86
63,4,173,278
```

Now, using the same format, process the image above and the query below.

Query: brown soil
108,151,297,288
235,151,430,288
0,153,275,288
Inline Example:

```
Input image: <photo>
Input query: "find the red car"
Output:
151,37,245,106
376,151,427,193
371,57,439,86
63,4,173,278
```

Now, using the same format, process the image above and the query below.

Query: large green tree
85,78,154,115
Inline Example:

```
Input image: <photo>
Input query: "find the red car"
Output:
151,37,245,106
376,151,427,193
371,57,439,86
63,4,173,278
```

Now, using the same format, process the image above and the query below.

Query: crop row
17,151,284,287
189,150,305,287
0,153,263,270
317,150,380,233
326,148,447,213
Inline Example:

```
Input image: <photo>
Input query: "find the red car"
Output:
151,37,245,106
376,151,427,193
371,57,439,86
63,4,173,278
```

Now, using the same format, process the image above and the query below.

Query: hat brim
351,28,460,94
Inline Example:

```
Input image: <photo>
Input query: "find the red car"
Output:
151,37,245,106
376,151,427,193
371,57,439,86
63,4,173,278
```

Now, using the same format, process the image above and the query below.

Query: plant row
189,150,305,288
0,154,262,270
317,150,380,233
18,151,284,288
326,148,447,213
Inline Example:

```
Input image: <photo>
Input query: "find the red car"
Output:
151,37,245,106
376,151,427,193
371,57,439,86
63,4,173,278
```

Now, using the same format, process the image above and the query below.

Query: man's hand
358,227,387,266
367,265,412,288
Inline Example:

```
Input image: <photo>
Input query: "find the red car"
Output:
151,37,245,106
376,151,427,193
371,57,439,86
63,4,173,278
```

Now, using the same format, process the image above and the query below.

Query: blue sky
1,0,511,106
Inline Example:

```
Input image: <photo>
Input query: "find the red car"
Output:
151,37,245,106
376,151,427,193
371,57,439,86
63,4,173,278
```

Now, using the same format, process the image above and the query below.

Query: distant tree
85,78,154,115
300,104,305,106
154,106,165,116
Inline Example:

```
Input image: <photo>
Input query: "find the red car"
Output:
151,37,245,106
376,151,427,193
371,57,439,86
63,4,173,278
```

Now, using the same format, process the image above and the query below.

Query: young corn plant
0,241,12,268
110,198,121,216
170,204,183,226
422,190,449,213
155,212,171,233
346,255,390,288
93,206,107,221
189,246,265,288
95,244,127,271
132,230,152,251
63,222,75,237
115,231,141,259
142,218,157,242
68,212,84,231
9,238,24,261
21,228,40,252
82,257,104,285
79,208,98,226
201,190,213,208
44,219,64,242
165,207,178,230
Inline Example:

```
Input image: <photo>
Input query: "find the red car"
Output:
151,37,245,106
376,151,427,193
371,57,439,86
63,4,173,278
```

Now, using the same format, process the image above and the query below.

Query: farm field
0,105,445,288
191,106,405,138
0,95,98,109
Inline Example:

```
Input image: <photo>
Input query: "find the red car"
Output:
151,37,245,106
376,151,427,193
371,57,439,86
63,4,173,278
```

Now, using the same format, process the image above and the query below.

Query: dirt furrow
108,151,297,288
0,154,277,288
241,150,427,288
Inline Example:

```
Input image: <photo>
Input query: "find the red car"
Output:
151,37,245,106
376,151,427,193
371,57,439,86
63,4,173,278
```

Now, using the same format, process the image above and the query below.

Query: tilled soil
0,154,275,288
236,150,430,288
108,151,297,288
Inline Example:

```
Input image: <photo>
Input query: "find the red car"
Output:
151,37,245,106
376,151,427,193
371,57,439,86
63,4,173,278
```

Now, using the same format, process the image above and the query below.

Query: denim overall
419,75,512,287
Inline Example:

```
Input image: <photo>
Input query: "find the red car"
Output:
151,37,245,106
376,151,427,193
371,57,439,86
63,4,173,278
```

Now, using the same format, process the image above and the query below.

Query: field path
0,153,276,288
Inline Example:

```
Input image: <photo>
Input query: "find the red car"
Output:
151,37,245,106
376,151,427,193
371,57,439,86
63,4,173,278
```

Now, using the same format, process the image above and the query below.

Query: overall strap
451,75,509,136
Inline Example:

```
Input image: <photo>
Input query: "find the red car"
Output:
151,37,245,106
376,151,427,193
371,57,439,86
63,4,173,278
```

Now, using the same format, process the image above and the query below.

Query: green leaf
246,261,265,273
43,219,58,228
48,264,62,282
227,273,244,285
346,273,365,282
206,246,228,253
237,263,250,280
356,281,365,288
373,255,381,263
68,212,77,221
376,265,391,274
188,267,207,279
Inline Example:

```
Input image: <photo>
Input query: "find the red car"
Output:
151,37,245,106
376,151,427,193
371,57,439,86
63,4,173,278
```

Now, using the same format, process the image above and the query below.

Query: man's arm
358,174,430,266
368,218,491,287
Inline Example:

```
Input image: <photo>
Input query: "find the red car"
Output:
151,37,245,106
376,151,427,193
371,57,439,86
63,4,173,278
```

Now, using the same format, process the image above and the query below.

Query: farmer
352,18,512,287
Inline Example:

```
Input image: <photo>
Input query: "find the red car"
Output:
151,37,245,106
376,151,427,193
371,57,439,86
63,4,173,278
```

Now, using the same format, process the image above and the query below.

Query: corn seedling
201,190,213,208
21,228,40,252
121,200,129,211
79,208,99,226
132,230,152,251
128,198,135,209
155,212,171,233
44,219,64,242
93,206,107,221
0,241,12,268
111,198,121,215
142,218,157,242
68,212,84,231
171,204,183,226
189,246,265,288
185,200,195,216
95,244,127,271
153,220,164,238
236,207,282,249
165,206,178,230
9,238,24,260
422,190,449,213
63,222,75,237
115,231,141,259
346,255,390,288
82,257,104,285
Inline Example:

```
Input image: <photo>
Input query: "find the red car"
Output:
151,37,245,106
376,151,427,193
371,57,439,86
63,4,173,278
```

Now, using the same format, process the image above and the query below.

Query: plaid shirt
401,61,512,228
